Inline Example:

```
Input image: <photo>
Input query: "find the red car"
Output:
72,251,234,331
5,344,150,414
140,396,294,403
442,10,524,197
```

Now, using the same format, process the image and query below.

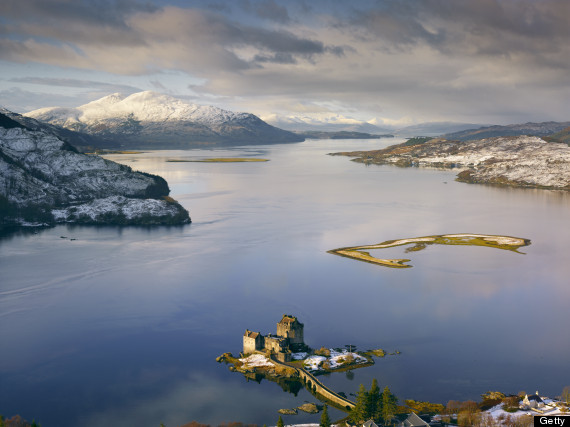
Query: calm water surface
1,138,569,426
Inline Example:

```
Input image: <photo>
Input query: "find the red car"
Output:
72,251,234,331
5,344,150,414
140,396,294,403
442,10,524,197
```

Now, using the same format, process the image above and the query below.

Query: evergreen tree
382,386,398,426
320,404,331,427
367,378,381,420
277,415,284,427
349,383,369,423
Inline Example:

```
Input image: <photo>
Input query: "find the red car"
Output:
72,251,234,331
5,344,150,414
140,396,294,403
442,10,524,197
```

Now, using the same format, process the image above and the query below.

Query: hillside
443,121,570,141
332,136,570,190
0,111,190,229
24,91,303,149
543,127,570,145
1,108,113,151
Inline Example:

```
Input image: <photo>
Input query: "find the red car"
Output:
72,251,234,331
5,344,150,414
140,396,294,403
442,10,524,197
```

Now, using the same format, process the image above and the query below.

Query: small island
217,315,398,413
328,233,531,268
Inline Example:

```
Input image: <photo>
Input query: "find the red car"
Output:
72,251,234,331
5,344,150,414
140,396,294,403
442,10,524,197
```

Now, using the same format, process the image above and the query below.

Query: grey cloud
1,0,157,28
253,52,296,64
346,0,569,59
349,2,446,51
253,0,291,24
0,87,93,113
2,0,155,47
9,77,140,93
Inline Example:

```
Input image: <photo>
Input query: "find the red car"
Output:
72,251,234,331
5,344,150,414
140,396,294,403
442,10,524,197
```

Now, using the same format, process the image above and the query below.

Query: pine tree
277,415,284,427
349,383,369,423
382,386,398,426
320,404,331,427
367,378,381,420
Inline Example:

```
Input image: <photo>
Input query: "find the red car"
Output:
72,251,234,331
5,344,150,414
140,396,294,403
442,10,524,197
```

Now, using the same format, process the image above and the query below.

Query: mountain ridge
443,121,570,142
24,91,303,149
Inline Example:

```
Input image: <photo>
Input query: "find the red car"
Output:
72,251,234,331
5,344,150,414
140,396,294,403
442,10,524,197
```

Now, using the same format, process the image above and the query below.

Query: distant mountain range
443,122,570,142
265,115,393,134
292,130,394,140
396,122,487,137
264,114,487,137
23,91,303,149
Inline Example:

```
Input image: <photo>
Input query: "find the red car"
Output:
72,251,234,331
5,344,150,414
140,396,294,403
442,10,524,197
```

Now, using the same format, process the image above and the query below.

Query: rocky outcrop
0,113,190,228
332,136,570,190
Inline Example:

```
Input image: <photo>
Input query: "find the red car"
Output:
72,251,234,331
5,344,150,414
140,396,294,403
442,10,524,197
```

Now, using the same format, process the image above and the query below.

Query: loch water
1,138,569,426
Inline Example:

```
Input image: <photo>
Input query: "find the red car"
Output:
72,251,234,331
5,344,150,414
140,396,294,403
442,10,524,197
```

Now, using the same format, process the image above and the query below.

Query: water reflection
1,139,569,426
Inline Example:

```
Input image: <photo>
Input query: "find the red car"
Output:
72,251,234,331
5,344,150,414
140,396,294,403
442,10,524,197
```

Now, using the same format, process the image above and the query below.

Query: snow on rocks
340,135,570,190
303,349,368,371
239,354,275,368
1,123,190,226
51,196,189,225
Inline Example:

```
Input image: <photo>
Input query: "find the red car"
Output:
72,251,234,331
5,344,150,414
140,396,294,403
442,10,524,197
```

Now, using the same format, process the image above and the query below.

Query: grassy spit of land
328,233,531,268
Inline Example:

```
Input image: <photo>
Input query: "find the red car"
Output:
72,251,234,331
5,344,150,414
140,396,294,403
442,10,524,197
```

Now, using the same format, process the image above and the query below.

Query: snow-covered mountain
263,113,393,134
24,92,303,148
0,111,190,228
263,113,484,137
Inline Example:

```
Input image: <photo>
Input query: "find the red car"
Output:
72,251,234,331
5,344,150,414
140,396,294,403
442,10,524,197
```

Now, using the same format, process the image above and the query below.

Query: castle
243,315,305,362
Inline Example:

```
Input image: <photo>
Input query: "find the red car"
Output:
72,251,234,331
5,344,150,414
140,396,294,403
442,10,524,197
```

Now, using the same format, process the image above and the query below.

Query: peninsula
331,135,570,190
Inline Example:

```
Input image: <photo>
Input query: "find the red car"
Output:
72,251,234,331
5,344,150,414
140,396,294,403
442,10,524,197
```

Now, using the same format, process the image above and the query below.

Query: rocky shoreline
331,135,570,190
0,113,190,229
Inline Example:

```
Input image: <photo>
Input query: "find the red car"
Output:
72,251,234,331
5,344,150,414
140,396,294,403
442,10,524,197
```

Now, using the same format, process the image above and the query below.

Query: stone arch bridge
270,355,355,412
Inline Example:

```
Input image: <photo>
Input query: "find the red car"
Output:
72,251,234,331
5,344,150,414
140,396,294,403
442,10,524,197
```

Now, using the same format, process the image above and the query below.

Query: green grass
329,233,531,268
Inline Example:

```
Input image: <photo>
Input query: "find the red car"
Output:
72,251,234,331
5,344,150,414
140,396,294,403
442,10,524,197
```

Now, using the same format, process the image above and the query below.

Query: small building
522,391,545,409
363,421,378,427
398,413,430,427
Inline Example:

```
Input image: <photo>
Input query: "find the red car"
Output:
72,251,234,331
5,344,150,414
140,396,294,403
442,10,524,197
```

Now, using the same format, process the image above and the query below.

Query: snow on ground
239,354,275,368
291,352,308,360
303,355,326,371
302,349,367,371
329,350,367,369
485,402,567,423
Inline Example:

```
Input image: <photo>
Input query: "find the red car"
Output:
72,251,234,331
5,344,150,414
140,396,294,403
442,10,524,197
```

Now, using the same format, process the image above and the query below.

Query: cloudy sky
1,0,569,127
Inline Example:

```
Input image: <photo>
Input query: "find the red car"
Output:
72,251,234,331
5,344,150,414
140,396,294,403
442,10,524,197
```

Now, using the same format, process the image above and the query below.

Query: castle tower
276,314,304,346
243,329,263,354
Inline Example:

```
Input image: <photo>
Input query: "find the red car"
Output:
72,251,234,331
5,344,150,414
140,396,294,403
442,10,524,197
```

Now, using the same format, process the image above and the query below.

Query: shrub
314,347,330,356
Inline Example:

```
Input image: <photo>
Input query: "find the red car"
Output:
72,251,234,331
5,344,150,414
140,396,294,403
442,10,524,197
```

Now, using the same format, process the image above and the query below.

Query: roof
403,412,429,427
244,330,260,338
527,394,544,402
279,314,303,325
279,315,297,324
363,420,378,427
